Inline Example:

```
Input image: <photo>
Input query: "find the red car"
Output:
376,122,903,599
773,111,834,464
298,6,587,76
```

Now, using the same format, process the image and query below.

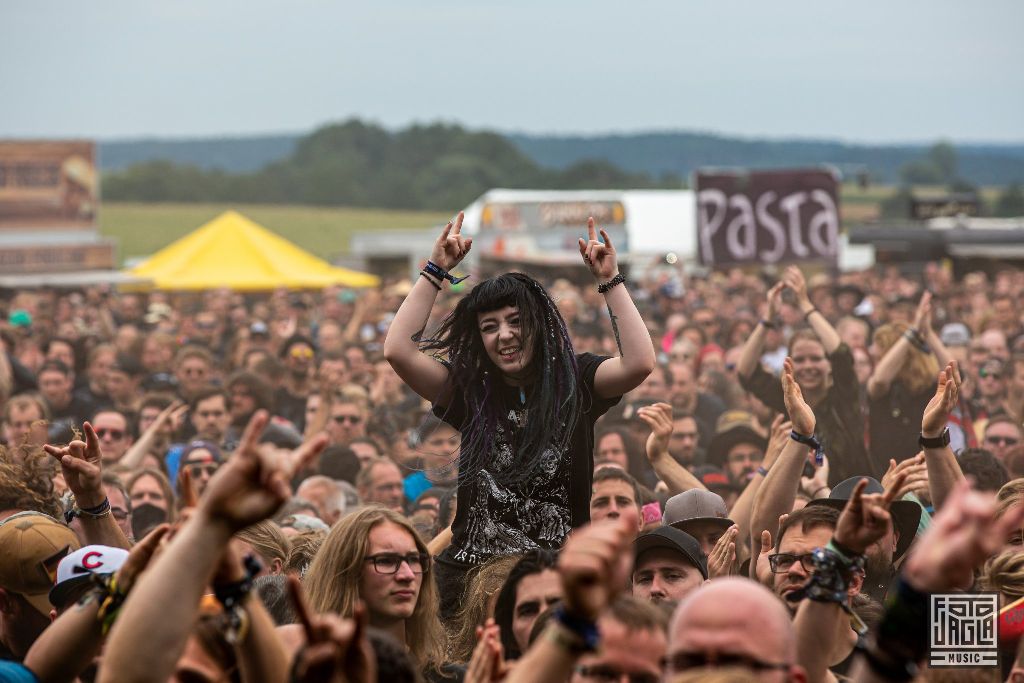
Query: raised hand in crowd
833,474,907,556
881,453,928,502
464,618,508,683
119,399,186,470
578,217,618,281
23,524,169,683
287,576,376,683
800,453,831,501
200,411,329,533
918,360,965,509
783,357,816,438
904,478,1024,593
636,402,706,495
706,524,739,579
749,360,820,553
433,211,473,272
752,512,788,585
99,410,327,683
558,517,636,622
44,422,130,549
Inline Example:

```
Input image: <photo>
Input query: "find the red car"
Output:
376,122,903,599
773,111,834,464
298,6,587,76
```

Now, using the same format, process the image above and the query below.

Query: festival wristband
424,260,469,285
790,430,823,466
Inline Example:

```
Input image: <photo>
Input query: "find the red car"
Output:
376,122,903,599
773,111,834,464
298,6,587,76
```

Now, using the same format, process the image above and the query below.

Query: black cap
633,526,708,580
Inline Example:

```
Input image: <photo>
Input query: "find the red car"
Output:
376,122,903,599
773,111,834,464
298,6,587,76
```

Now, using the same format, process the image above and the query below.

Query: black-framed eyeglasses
365,552,429,575
768,552,816,573
575,664,659,683
663,650,791,673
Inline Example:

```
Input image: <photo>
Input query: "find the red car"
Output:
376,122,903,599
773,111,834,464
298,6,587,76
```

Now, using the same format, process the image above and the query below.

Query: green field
100,202,450,265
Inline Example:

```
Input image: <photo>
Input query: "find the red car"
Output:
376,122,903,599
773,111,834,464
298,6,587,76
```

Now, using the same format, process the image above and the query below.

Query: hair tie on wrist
419,270,442,291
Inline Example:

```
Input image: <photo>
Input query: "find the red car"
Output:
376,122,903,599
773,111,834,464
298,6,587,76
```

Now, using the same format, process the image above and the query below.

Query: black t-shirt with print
435,352,620,566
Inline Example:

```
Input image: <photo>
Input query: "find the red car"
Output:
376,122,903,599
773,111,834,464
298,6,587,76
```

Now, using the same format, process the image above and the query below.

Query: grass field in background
101,185,999,265
100,203,450,265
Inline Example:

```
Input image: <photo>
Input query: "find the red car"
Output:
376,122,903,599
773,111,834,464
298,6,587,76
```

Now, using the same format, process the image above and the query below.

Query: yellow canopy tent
126,211,379,290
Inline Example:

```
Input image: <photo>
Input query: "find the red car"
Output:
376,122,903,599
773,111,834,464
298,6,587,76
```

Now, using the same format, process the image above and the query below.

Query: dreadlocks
419,273,582,487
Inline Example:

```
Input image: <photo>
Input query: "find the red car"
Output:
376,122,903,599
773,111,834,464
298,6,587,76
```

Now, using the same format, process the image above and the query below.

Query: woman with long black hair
384,212,654,618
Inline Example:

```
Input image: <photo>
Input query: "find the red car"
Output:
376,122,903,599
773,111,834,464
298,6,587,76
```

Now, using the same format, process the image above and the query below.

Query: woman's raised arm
383,212,471,402
582,218,656,398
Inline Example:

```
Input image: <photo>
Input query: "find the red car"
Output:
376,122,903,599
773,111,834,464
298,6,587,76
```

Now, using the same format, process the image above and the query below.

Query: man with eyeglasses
327,398,368,447
983,416,1024,464
90,409,134,464
971,358,1011,423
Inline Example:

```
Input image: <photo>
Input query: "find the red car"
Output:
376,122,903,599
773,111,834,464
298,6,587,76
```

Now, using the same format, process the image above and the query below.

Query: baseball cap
633,526,708,580
691,465,742,492
0,512,81,616
663,489,734,534
49,545,129,608
939,323,971,347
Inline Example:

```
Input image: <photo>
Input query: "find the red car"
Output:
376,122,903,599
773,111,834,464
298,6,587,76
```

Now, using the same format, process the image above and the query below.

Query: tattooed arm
578,219,655,398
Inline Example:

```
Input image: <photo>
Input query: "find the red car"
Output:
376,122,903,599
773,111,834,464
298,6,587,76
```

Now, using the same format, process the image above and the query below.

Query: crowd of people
0,212,1023,683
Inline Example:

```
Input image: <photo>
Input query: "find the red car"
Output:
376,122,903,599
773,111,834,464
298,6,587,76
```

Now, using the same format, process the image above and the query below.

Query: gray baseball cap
663,489,734,534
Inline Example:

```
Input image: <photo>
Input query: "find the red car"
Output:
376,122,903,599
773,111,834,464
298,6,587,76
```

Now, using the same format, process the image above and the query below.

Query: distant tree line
103,120,681,210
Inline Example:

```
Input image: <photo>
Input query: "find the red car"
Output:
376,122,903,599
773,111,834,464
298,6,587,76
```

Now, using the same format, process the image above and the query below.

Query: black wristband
79,498,111,515
759,319,777,329
918,428,950,449
803,307,819,321
597,273,625,294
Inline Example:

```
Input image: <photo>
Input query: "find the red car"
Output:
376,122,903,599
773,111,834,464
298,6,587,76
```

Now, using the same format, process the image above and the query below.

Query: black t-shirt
868,383,932,465
436,352,619,566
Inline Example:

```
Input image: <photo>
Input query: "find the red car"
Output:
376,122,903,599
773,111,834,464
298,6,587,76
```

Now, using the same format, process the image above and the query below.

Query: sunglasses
332,415,362,425
575,665,658,683
986,436,1020,447
662,651,791,673
979,368,1002,379
95,428,126,440
289,347,314,359
186,462,218,477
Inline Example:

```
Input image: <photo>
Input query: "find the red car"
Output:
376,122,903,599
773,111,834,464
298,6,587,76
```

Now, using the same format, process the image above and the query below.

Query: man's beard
865,544,894,583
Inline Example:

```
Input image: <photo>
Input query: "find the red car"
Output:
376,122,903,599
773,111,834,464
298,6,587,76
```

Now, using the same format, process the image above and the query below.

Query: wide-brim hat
707,425,768,469
806,476,921,560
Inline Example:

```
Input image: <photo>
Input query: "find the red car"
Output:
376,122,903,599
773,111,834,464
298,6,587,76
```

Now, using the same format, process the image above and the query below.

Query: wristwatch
918,427,950,449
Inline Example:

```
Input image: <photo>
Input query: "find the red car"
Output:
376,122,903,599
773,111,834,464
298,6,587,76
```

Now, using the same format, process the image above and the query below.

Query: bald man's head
668,577,806,681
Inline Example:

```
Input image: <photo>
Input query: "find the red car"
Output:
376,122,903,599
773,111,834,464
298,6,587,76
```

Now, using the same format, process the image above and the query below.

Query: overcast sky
3,1,1022,143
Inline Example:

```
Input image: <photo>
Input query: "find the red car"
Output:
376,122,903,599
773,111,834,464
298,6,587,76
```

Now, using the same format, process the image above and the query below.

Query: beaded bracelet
597,273,626,294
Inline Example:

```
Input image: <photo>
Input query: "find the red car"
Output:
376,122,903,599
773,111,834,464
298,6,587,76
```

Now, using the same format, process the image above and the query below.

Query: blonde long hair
873,323,939,395
303,506,446,670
